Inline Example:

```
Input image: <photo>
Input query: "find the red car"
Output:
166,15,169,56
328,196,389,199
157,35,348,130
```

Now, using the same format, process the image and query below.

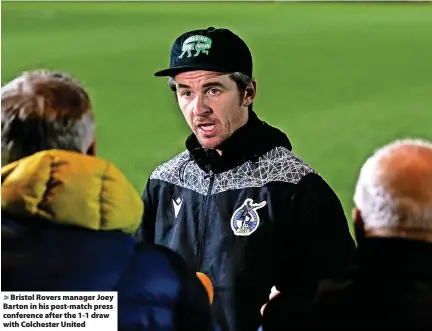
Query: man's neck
365,227,432,245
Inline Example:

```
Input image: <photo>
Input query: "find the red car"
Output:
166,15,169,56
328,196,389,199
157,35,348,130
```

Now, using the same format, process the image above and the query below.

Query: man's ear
352,207,365,244
243,80,257,107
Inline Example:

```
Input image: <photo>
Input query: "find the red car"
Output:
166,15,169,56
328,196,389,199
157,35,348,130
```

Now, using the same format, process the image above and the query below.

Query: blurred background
2,1,432,234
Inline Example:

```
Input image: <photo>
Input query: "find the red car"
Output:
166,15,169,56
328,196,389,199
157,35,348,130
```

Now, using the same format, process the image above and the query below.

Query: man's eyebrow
202,81,226,89
177,83,190,89
176,81,226,89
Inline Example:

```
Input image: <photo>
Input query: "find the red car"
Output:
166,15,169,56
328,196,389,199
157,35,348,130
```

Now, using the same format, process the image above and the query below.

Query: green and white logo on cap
178,35,213,59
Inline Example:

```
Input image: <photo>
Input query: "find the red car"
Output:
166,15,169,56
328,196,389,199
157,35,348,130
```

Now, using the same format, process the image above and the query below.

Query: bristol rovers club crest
230,198,267,236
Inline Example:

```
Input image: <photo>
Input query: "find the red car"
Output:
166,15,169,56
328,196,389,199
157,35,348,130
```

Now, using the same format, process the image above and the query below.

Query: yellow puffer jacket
1,150,143,234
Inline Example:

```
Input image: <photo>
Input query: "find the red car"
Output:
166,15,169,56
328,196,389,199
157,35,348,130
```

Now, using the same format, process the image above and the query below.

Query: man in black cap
140,27,356,331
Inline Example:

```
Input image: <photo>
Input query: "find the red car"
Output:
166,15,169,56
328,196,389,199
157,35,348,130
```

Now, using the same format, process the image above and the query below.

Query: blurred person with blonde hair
1,70,214,331
261,138,432,330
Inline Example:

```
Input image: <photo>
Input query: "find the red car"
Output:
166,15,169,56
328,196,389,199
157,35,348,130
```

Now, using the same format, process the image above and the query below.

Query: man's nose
193,95,211,116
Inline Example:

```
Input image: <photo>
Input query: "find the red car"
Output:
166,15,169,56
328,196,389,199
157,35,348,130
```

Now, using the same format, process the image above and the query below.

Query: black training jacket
140,110,356,331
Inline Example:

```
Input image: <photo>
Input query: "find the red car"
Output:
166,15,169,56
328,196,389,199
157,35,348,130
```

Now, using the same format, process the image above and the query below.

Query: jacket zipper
197,164,215,272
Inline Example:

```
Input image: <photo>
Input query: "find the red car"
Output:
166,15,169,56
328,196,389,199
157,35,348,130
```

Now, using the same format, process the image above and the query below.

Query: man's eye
181,91,192,97
208,88,221,96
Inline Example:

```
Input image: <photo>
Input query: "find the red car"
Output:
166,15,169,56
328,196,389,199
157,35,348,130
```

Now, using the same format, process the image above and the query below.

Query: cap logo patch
178,35,213,59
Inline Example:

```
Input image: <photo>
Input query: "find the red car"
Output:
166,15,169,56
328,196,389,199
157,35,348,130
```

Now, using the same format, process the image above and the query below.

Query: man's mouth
199,124,215,132
196,123,217,135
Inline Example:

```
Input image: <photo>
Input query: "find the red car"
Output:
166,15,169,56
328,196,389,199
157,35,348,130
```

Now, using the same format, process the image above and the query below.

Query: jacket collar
355,237,432,278
1,150,143,234
185,110,292,174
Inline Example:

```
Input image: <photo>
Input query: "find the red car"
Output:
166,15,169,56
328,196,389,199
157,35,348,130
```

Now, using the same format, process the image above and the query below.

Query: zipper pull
204,165,212,179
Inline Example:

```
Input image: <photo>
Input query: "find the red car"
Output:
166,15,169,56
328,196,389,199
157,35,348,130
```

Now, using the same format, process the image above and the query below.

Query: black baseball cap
154,27,253,77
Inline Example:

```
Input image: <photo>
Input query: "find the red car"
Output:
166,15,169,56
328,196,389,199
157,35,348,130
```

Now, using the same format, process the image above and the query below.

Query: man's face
174,70,254,150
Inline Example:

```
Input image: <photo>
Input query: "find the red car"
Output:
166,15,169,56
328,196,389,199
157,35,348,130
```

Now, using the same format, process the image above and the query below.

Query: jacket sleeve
135,179,156,244
273,172,356,299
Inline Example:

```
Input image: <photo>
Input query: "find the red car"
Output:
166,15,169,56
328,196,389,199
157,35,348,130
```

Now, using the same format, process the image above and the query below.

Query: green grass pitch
2,2,432,235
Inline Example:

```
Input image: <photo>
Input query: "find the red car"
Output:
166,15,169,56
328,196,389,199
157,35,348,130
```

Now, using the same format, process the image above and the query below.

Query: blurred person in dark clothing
262,138,432,330
1,69,214,331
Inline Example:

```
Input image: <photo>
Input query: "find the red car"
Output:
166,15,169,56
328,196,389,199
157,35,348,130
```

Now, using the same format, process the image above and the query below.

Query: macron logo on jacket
172,198,183,218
